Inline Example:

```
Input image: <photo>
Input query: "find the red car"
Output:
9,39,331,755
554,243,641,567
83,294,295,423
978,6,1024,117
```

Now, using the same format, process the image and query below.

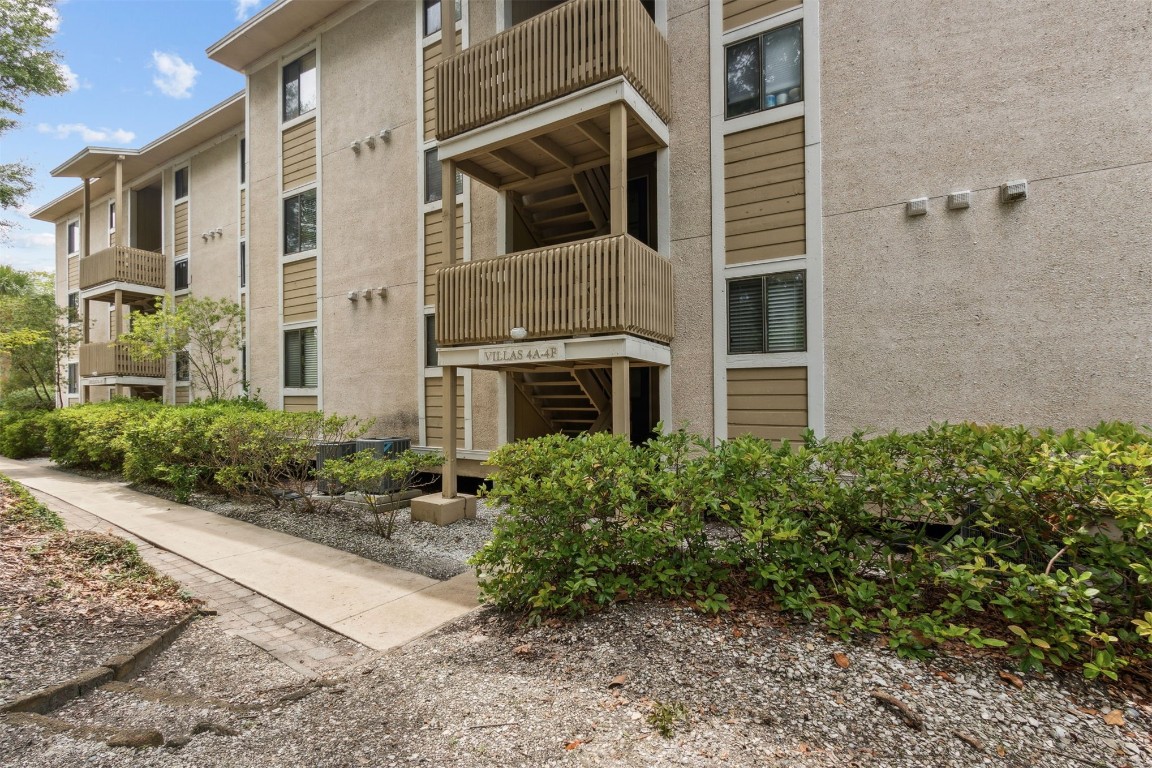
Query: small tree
318,449,444,538
119,295,244,401
0,268,77,407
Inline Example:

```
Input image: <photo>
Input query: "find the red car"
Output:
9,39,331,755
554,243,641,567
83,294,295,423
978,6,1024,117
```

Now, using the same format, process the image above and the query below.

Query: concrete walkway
0,458,480,653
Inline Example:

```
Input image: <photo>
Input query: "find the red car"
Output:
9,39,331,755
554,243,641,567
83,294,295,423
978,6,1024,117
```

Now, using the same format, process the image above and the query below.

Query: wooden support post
608,102,628,236
442,0,456,56
442,365,458,499
612,357,630,437
112,289,123,341
442,161,457,266
81,179,91,259
114,157,124,248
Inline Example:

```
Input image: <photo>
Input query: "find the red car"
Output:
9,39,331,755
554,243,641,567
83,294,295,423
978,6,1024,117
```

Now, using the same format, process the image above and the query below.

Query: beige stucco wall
668,0,714,437
820,0,1152,434
184,134,244,399
316,0,421,437
247,61,284,408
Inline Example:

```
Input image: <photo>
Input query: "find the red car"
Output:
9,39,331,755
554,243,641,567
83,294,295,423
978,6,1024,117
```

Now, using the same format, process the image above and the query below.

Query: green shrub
473,431,731,616
207,408,367,513
0,409,49,458
42,400,162,471
121,401,258,500
317,449,443,537
472,423,1152,679
0,387,52,413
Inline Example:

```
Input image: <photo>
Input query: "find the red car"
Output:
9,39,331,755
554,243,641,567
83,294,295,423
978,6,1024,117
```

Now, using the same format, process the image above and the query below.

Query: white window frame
66,218,80,256
174,166,190,202
280,47,318,129
282,323,319,393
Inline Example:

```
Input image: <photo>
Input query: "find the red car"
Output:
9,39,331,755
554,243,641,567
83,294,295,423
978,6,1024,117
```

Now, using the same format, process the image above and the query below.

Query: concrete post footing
410,493,476,526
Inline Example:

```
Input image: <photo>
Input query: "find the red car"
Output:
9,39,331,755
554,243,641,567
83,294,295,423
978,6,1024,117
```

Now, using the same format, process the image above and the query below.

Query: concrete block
409,494,466,526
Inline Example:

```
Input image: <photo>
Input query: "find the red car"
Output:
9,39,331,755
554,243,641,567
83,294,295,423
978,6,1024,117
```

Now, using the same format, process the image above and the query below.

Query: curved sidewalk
0,458,480,653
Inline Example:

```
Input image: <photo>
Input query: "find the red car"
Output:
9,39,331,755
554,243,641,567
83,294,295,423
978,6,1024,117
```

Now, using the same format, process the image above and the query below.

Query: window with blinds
728,271,805,354
284,327,318,388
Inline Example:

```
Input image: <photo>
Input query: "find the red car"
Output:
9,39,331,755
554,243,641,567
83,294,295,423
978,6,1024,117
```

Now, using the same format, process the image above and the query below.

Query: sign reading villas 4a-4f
479,343,565,365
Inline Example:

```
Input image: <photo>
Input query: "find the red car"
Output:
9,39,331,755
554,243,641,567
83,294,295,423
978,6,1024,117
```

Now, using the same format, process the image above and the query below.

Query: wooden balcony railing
435,0,671,140
437,234,674,346
79,246,166,291
79,342,165,378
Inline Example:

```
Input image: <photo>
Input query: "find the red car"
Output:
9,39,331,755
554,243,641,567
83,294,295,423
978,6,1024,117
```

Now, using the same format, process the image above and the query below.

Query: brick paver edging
0,610,202,716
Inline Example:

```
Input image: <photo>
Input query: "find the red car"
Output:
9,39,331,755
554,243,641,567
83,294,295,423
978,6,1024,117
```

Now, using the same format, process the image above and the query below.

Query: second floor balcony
79,342,166,379
436,233,674,348
435,0,670,141
79,245,166,295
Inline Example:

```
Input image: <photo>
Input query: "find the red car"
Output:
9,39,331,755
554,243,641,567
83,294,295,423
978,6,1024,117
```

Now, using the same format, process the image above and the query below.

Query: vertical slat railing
79,245,166,291
436,0,670,140
437,234,673,347
79,342,165,378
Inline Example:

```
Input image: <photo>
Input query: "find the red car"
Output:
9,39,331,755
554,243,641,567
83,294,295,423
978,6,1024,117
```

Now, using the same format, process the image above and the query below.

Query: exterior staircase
513,166,610,248
514,368,613,436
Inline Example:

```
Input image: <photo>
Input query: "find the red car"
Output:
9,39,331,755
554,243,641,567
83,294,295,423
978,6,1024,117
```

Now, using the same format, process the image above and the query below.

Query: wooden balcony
435,0,670,141
79,342,165,379
437,233,673,347
79,246,166,293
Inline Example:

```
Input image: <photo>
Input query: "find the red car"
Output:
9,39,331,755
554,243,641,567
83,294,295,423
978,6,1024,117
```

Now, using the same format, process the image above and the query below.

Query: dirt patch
0,480,193,704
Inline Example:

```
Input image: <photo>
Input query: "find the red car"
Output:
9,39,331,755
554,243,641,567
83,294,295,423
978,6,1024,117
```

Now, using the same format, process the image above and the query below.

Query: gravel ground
14,466,1148,766
1,603,1148,767
129,480,495,582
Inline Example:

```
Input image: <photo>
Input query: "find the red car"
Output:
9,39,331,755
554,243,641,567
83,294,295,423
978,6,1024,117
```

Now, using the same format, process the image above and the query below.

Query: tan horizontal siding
725,117,805,265
423,206,464,306
282,117,317,191
283,257,317,323
727,366,808,444
240,189,247,238
67,256,79,290
284,395,318,413
723,0,800,31
174,201,189,256
174,386,191,405
423,32,461,141
424,375,465,448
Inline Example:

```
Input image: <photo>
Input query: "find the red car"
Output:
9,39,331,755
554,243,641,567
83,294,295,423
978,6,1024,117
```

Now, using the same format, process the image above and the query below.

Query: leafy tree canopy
0,0,69,230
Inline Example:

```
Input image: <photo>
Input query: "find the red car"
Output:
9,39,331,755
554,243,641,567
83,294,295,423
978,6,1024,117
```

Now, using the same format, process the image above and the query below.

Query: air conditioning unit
355,437,411,493
315,440,357,494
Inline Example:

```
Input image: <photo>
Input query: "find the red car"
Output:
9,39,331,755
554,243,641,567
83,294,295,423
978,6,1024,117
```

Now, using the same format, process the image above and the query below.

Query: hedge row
2,400,365,509
473,423,1152,679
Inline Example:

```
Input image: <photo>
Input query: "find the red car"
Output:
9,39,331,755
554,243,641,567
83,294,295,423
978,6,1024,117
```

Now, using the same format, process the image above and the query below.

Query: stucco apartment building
33,0,1152,481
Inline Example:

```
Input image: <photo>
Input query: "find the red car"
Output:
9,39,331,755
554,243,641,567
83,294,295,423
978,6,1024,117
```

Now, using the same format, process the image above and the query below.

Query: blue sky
2,0,276,273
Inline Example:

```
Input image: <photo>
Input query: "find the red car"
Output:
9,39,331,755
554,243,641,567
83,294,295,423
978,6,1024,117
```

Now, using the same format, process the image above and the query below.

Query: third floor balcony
79,245,166,303
435,0,670,142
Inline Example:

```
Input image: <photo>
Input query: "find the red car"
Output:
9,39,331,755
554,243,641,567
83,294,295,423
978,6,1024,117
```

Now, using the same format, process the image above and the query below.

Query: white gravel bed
154,485,496,581
1,603,1147,767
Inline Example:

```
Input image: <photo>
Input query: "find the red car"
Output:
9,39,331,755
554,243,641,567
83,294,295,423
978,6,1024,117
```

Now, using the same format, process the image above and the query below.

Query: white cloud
8,232,56,249
36,123,136,144
58,62,79,91
151,51,198,99
235,0,261,21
